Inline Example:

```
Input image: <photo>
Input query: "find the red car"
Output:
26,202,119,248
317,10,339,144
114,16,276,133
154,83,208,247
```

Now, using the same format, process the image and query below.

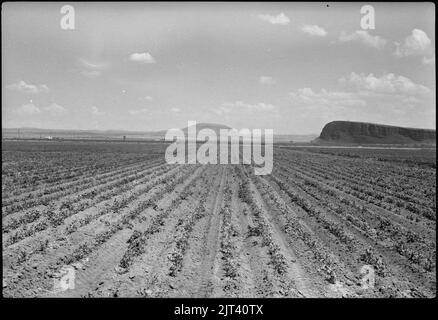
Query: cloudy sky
2,2,435,134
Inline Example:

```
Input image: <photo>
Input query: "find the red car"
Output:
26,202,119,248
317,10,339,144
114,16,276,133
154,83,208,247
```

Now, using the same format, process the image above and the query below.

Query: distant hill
181,123,231,136
1,127,164,140
181,123,317,142
315,121,436,145
2,124,317,143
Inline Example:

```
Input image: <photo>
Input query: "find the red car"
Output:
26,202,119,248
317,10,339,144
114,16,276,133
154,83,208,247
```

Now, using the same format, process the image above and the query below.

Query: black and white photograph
1,1,436,304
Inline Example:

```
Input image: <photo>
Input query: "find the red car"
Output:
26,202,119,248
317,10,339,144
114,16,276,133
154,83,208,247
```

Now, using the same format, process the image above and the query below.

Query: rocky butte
316,121,436,145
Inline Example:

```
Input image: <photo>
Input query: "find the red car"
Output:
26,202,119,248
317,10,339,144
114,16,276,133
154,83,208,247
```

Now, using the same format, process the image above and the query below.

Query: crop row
118,166,208,271
3,160,168,218
272,164,434,272
4,164,178,246
278,156,435,221
2,158,164,208
2,154,161,200
50,165,201,270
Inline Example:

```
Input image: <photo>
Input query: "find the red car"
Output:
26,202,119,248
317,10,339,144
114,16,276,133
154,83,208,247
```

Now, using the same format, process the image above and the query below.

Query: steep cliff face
318,121,436,144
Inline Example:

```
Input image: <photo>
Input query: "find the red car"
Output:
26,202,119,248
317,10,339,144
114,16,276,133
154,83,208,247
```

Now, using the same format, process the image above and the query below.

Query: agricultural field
2,140,436,298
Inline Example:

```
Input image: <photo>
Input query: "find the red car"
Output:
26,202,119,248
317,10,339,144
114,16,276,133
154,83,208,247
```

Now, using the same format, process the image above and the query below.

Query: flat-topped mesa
181,122,232,137
318,121,436,144
165,121,273,175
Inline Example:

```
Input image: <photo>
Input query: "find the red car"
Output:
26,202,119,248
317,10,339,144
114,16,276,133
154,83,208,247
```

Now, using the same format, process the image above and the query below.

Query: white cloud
288,88,368,126
257,12,290,25
394,29,431,56
129,52,156,64
225,101,275,111
288,72,433,127
137,96,153,102
339,30,386,49
289,88,367,109
171,107,181,113
302,25,327,37
77,58,109,78
16,103,41,115
394,29,434,64
80,70,101,78
78,58,109,70
422,56,435,65
91,106,105,116
259,76,275,85
43,103,66,114
6,81,49,94
216,101,276,115
339,72,431,96
128,108,148,115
